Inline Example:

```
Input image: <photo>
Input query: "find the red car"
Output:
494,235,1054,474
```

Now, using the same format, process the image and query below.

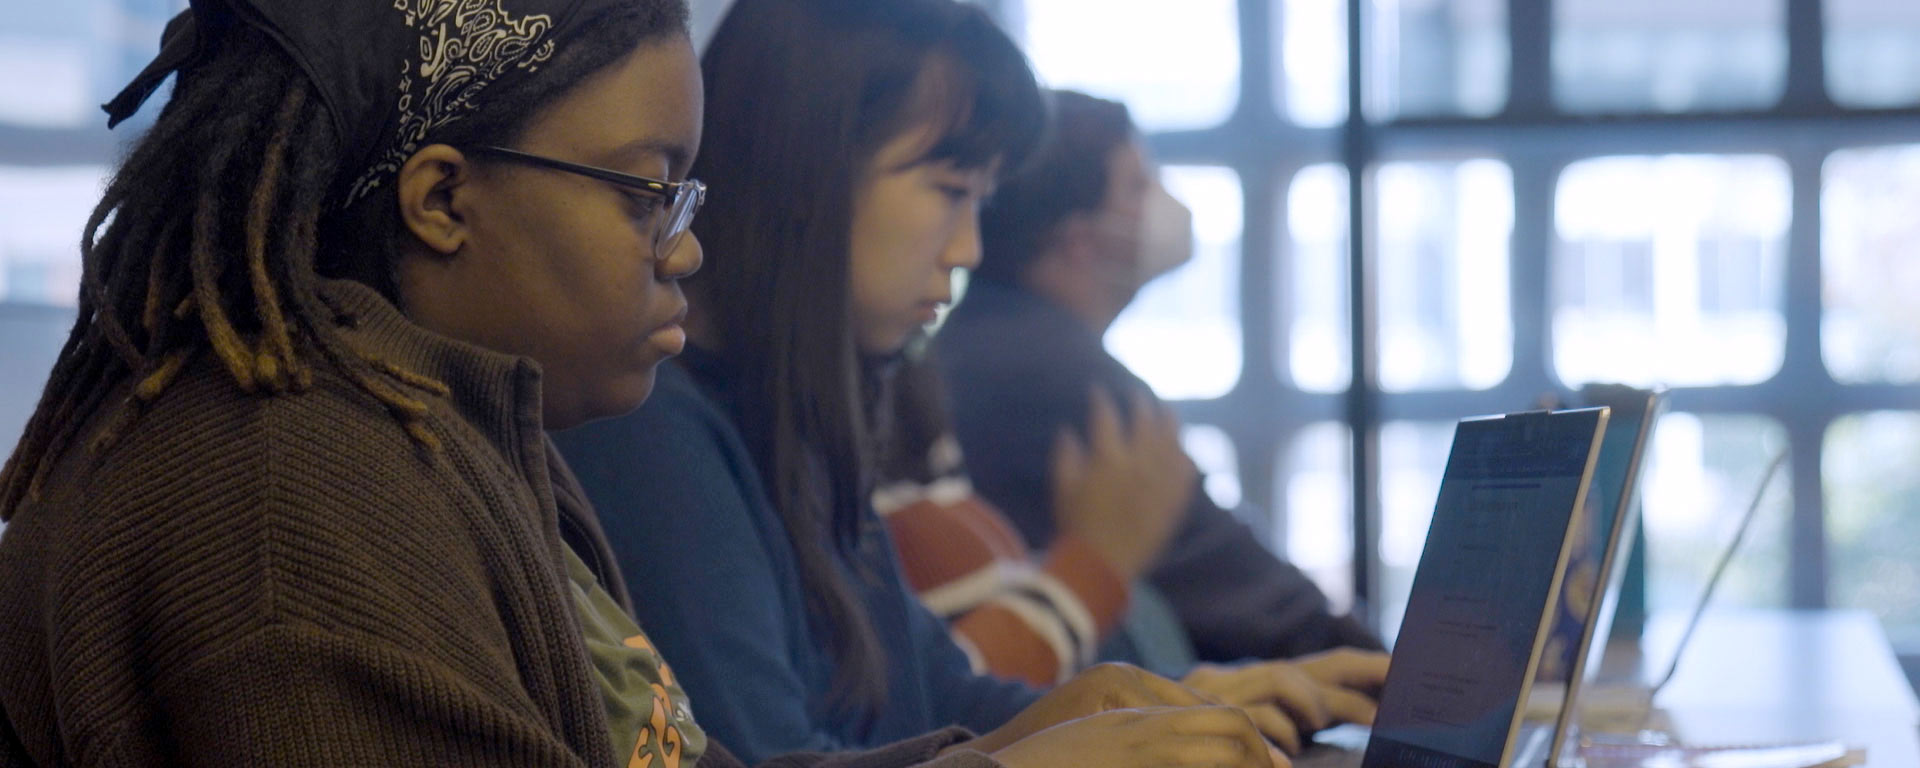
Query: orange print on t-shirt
623,634,679,686
628,689,684,768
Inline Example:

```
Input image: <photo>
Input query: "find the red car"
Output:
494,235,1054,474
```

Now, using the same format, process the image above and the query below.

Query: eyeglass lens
655,180,706,256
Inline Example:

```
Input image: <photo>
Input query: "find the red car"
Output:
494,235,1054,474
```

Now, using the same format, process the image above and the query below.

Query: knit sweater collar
319,278,548,466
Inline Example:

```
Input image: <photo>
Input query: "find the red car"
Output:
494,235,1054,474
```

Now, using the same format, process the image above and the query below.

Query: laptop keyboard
1288,722,1559,768
1293,725,1371,768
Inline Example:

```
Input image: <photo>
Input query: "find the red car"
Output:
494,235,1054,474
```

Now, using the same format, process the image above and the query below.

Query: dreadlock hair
0,0,690,522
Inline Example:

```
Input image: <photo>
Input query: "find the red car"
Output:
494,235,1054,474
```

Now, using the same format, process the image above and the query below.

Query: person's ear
1051,214,1103,269
396,144,476,258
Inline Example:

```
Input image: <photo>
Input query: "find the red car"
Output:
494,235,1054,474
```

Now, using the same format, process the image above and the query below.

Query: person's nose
943,210,984,272
658,231,704,280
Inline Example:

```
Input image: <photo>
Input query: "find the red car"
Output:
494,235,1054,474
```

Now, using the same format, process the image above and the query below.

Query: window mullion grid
1234,160,1284,545
0,126,121,167
1342,0,1384,629
1506,0,1554,118
1783,145,1833,610
1258,151,1346,561
1506,150,1567,402
1783,0,1834,111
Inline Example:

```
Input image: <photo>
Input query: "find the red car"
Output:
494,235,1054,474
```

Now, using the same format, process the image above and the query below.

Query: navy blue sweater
935,279,1383,663
553,353,1040,764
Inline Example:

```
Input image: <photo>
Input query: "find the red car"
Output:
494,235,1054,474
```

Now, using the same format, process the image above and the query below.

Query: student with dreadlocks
0,1,1282,767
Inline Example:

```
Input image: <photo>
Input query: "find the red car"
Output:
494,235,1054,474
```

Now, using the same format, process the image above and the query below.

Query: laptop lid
1363,407,1609,768
1538,387,1666,765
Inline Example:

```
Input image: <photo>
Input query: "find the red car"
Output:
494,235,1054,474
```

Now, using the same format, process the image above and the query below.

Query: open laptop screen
1366,409,1605,768
1541,389,1661,691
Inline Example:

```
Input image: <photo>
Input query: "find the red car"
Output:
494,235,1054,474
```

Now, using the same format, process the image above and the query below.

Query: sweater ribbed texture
0,280,614,766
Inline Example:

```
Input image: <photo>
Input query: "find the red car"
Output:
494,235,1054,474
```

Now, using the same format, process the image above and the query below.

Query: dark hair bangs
912,14,1048,178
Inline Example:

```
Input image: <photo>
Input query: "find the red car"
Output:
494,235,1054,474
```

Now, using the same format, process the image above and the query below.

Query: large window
1012,0,1241,131
1552,155,1791,388
0,0,180,305
1108,166,1246,400
1002,0,1920,671
1,1,190,493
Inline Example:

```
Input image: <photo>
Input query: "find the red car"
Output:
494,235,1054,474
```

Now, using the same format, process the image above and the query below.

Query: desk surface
1600,609,1919,767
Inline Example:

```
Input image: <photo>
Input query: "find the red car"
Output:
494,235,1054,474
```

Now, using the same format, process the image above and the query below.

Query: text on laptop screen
1367,412,1600,768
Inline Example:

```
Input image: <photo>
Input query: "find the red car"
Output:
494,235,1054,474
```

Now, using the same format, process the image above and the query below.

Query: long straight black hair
687,0,1046,718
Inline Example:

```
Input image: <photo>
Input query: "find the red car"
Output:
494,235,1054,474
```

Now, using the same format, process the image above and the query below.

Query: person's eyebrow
606,137,693,174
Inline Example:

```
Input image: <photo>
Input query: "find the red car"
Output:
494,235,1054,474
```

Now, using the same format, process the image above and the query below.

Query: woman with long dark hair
555,1,1293,766
0,1,1273,766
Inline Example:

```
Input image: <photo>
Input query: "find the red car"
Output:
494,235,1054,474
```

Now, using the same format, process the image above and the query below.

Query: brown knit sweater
0,280,999,768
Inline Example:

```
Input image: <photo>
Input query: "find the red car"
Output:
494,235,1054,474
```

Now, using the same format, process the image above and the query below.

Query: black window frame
988,0,1920,671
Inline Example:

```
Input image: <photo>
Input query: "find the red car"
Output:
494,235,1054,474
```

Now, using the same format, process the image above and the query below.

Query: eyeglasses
465,145,707,256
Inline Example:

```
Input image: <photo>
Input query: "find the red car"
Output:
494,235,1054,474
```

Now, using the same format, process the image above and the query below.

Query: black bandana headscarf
105,0,612,204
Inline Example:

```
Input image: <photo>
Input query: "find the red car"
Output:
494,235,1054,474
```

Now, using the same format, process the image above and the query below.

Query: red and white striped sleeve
877,457,1129,687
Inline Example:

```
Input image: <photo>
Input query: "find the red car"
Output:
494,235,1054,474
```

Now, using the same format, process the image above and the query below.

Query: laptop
1514,386,1665,765
1297,406,1612,768
1546,394,1791,737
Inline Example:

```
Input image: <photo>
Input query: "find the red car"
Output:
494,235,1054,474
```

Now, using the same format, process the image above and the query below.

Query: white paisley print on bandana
346,0,559,202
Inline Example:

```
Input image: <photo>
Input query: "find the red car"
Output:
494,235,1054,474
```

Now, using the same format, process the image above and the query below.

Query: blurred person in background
875,348,1196,685
935,90,1385,668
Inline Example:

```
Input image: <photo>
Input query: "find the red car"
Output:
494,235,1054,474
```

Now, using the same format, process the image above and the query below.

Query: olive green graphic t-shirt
562,544,708,768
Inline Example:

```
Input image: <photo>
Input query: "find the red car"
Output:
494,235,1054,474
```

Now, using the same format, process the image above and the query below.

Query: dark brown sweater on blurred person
0,279,995,768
